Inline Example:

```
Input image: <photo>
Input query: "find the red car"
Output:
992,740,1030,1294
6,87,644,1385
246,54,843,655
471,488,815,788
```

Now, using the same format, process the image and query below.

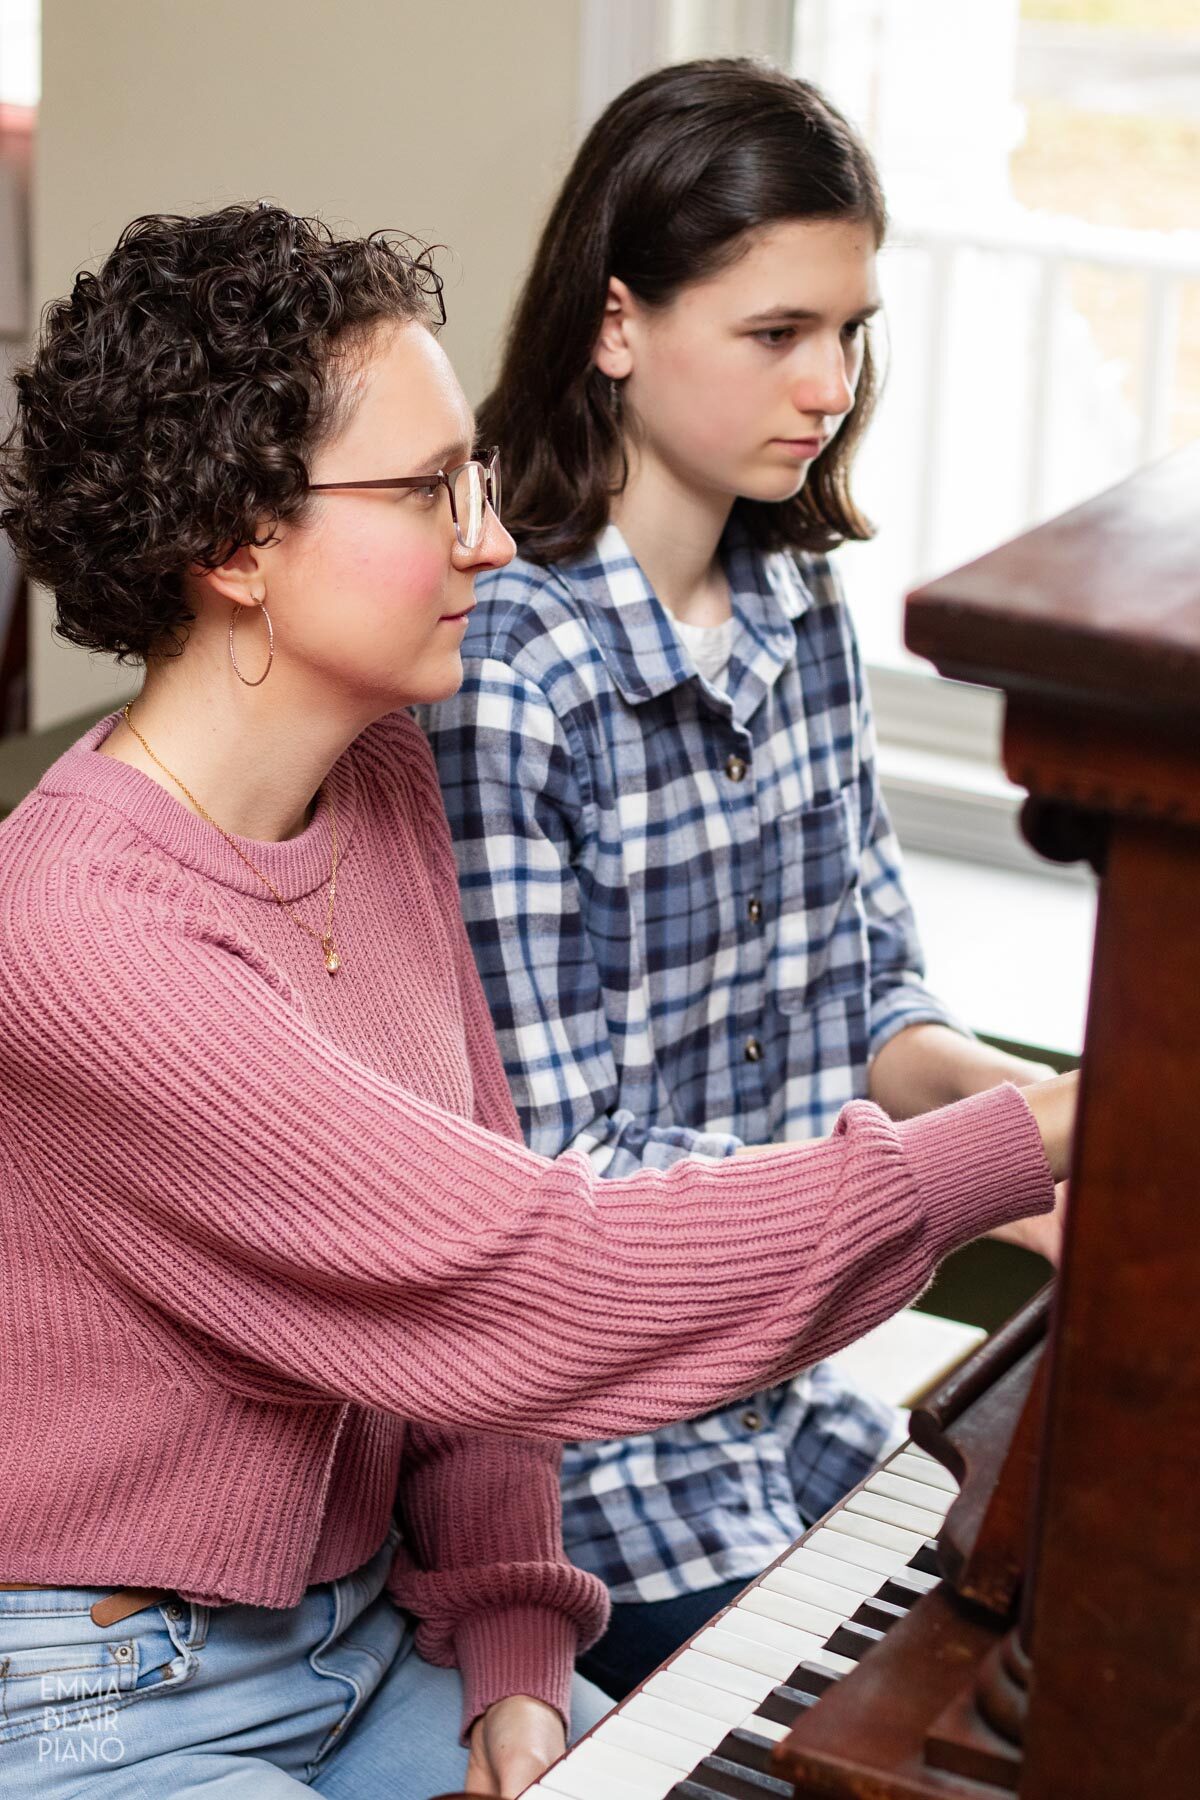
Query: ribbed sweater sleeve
390,1421,603,1732
9,858,1053,1443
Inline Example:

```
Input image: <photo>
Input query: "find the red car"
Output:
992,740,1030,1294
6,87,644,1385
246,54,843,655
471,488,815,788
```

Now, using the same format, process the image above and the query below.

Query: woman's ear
189,543,268,613
592,276,637,382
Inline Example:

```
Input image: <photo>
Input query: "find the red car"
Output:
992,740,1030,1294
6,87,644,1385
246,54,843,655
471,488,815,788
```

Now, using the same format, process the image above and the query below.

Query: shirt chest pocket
771,790,869,1013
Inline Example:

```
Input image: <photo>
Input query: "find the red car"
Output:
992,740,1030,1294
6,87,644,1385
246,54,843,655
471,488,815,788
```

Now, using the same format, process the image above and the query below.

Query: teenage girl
421,60,1059,1699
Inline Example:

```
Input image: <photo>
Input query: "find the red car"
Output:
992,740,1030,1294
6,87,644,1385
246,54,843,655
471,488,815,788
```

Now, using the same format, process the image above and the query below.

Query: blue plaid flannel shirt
418,521,960,1603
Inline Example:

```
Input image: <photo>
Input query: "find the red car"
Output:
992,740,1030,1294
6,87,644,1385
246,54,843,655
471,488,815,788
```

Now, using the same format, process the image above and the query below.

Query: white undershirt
670,612,736,693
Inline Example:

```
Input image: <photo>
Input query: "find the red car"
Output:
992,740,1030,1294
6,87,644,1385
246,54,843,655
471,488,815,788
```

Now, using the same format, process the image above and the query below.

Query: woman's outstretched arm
5,858,1061,1444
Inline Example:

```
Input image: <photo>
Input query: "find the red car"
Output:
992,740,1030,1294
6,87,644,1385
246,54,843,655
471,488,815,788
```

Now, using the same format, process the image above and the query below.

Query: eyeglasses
308,447,502,552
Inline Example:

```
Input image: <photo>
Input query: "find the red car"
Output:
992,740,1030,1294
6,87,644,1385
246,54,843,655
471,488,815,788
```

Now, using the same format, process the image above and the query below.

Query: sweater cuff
895,1082,1054,1252
454,1605,580,1741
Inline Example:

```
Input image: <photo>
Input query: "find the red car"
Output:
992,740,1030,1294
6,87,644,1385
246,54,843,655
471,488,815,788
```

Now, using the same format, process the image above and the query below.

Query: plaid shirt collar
552,521,817,717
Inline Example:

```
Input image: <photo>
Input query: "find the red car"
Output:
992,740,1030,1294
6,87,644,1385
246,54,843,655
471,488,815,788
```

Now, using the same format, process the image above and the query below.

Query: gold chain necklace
121,703,342,975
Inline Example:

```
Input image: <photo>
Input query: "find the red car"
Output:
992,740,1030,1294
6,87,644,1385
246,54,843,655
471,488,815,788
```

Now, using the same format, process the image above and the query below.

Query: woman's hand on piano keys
989,1182,1068,1266
464,1693,567,1797
1020,1069,1077,1184
980,1069,1077,1264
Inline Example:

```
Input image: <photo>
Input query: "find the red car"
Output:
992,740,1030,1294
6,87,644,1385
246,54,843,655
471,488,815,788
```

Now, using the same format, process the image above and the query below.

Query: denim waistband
0,1526,401,1619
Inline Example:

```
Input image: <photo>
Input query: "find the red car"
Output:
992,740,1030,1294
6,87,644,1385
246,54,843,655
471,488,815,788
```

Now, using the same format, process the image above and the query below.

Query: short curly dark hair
0,203,445,660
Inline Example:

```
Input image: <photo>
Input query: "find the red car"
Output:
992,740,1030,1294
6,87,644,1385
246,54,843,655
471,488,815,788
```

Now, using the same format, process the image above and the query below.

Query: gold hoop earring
229,601,274,687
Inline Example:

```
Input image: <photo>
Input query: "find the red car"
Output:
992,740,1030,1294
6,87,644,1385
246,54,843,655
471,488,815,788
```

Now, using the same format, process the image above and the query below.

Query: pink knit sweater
0,709,1053,1730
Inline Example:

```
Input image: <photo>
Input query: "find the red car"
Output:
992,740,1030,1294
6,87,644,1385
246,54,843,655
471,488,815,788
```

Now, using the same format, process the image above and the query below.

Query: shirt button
744,1036,763,1063
747,896,763,924
724,754,748,782
741,1408,764,1432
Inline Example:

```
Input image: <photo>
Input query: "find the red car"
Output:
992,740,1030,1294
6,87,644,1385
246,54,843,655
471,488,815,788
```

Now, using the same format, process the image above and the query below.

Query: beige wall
30,0,582,728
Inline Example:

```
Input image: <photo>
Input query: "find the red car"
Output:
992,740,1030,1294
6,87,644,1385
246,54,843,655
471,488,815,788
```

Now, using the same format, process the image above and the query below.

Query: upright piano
452,446,1200,1800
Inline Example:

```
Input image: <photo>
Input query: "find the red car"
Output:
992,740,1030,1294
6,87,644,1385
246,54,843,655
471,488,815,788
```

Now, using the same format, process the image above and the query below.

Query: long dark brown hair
479,58,887,567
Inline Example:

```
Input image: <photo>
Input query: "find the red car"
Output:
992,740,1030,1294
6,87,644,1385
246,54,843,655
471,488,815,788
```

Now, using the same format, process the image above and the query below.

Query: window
783,0,1199,872
796,0,1199,668
0,0,38,107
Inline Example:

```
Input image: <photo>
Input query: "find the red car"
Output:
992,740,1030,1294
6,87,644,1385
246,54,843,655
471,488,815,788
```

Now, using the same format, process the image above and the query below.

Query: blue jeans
0,1533,610,1797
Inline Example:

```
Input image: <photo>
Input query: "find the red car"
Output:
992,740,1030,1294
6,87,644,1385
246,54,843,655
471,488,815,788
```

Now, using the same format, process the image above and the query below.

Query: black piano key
824,1619,885,1662
668,1785,760,1800
754,1682,820,1729
851,1594,908,1633
783,1658,840,1697
909,1538,943,1575
713,1725,784,1777
879,1567,936,1608
667,1752,795,1797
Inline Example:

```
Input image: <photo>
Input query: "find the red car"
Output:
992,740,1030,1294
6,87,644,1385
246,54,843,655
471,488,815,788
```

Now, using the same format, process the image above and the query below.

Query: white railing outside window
841,202,1198,873
790,0,1198,874
850,211,1200,680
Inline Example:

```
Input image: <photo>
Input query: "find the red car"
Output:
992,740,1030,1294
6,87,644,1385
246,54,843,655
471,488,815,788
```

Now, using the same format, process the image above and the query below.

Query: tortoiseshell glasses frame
308,447,501,551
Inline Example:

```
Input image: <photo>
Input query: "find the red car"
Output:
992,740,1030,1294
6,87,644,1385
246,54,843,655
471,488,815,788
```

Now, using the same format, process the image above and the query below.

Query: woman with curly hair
0,201,1072,1798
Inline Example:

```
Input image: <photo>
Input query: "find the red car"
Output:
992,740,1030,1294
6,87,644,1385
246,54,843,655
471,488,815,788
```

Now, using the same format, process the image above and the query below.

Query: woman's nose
455,504,515,574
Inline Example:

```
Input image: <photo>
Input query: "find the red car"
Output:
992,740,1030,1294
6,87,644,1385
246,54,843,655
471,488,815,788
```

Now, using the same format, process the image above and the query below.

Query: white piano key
692,1623,802,1682
848,1488,946,1538
736,1582,847,1640
713,1605,825,1660
622,1691,731,1750
538,1736,675,1800
807,1524,917,1573
597,1712,699,1775
641,1668,753,1729
750,1714,792,1744
903,1445,948,1471
761,1562,863,1617
663,1645,780,1705
781,1542,889,1596
867,1469,955,1514
808,1647,858,1677
537,1762,650,1800
827,1507,929,1555
890,1450,959,1494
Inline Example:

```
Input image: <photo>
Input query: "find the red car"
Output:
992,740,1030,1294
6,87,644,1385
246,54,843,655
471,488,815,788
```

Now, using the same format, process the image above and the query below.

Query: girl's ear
592,276,637,381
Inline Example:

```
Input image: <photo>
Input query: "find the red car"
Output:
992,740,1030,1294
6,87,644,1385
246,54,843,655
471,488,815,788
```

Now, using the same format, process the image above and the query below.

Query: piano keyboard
523,1442,958,1800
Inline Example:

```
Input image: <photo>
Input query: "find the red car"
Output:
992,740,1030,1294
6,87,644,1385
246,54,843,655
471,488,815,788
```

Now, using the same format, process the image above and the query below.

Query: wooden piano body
776,443,1200,1799
445,449,1200,1800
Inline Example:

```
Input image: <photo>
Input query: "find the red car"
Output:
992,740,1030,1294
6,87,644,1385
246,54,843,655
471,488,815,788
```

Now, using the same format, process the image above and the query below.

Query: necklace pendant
322,935,341,976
